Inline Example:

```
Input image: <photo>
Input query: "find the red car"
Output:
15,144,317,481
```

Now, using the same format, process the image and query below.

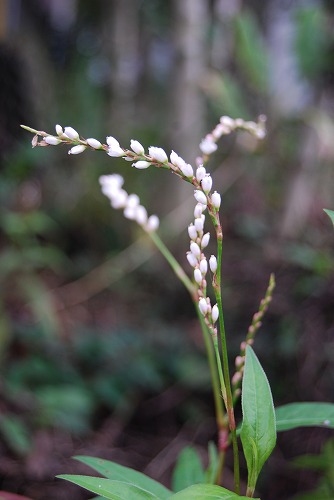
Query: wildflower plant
21,118,334,499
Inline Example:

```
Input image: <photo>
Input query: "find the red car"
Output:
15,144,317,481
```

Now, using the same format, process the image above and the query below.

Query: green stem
213,222,240,495
148,231,228,480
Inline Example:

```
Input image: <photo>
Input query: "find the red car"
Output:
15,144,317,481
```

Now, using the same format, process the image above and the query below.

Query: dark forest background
0,1,334,499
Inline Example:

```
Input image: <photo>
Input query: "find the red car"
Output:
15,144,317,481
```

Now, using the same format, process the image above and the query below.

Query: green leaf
172,446,205,492
205,442,219,484
275,403,334,432
74,456,171,498
324,209,334,228
169,483,259,499
57,476,160,499
240,346,276,495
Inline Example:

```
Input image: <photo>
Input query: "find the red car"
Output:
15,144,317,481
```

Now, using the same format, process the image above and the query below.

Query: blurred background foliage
0,0,333,498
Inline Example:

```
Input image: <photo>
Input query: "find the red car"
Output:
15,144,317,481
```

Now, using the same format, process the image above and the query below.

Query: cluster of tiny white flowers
99,174,159,233
197,115,266,166
186,163,222,331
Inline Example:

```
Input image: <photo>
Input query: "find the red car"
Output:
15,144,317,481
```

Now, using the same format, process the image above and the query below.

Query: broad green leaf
172,446,205,492
275,403,334,432
205,442,219,484
324,209,334,227
74,456,171,498
170,483,259,499
57,476,159,499
240,346,276,495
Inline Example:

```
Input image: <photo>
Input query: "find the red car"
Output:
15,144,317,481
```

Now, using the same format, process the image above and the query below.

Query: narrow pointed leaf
57,476,159,499
172,446,205,492
170,483,260,499
240,346,276,494
275,403,334,432
324,209,334,227
74,456,171,498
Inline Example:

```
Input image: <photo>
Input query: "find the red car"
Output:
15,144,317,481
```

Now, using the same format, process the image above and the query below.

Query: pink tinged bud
199,297,208,316
186,251,198,268
87,138,102,149
194,268,202,284
180,163,194,178
194,218,204,233
190,241,201,258
194,190,207,205
201,232,210,249
132,161,151,169
211,304,219,323
232,372,242,386
235,356,244,368
194,203,204,218
209,255,217,273
211,191,221,210
199,258,208,275
55,124,63,136
64,126,79,140
188,224,197,241
45,136,61,145
135,205,148,226
201,175,213,194
148,146,168,163
170,150,186,170
130,139,145,155
145,214,160,232
196,166,206,182
126,193,140,208
68,144,86,155
199,137,217,155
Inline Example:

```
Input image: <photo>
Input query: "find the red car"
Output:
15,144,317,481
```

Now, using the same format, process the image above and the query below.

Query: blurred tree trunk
169,0,208,165
105,0,140,137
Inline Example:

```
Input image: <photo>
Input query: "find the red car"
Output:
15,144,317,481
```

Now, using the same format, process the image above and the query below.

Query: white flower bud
99,174,124,191
199,137,217,155
199,297,208,316
45,136,61,145
148,146,168,163
190,241,201,258
199,258,208,275
220,116,235,128
209,255,217,273
135,205,148,226
186,251,198,268
194,268,202,284
194,218,204,233
87,138,102,149
194,190,207,205
106,136,125,156
130,139,145,155
201,232,210,249
211,191,221,210
110,189,128,209
145,215,160,232
201,175,213,194
123,206,137,220
196,166,206,182
126,193,140,208
170,150,186,170
211,304,219,323
64,127,79,140
132,161,151,169
194,203,204,218
55,124,63,136
188,224,197,241
180,163,194,178
68,144,86,155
